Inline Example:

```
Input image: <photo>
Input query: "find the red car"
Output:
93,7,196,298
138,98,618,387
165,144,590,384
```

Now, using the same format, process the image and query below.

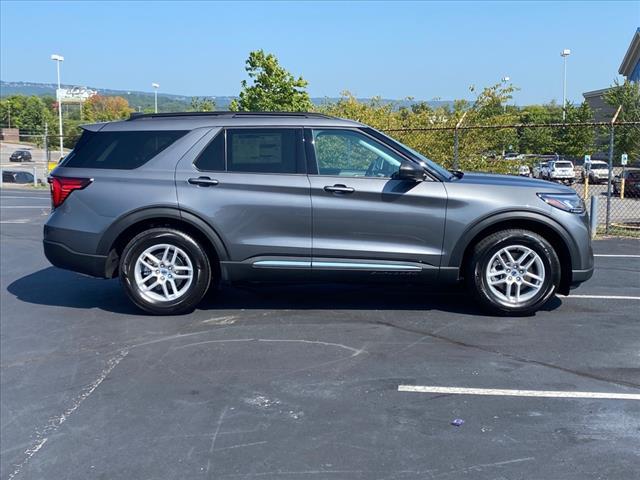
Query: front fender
447,209,579,270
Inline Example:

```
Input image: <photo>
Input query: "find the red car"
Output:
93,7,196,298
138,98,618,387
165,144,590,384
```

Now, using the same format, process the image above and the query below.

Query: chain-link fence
383,120,640,237
0,132,55,187
2,121,639,237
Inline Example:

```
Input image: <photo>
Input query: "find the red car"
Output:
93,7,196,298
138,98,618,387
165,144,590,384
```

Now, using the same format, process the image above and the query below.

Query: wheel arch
452,211,576,295
98,206,229,278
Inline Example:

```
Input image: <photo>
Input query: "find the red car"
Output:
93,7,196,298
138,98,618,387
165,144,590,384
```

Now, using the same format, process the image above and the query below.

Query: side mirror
396,160,425,182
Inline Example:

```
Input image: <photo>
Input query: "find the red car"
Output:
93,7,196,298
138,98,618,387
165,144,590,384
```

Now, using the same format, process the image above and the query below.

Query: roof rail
127,111,336,121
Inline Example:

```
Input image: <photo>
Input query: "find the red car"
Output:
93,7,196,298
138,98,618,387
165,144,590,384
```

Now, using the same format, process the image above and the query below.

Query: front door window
312,129,403,178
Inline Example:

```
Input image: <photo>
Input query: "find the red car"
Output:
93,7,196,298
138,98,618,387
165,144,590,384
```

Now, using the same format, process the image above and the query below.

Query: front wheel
467,229,561,315
119,228,212,315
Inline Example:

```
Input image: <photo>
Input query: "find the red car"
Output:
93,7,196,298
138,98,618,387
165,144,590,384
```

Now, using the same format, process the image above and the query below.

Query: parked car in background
581,160,610,184
9,149,33,162
613,168,640,197
533,162,548,179
2,170,34,184
504,152,525,161
518,165,531,177
542,160,575,185
43,111,594,316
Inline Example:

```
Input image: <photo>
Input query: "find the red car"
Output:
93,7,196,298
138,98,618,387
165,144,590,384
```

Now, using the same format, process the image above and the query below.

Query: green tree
557,101,595,157
0,95,55,134
517,103,561,154
190,97,216,112
229,50,313,112
604,80,640,161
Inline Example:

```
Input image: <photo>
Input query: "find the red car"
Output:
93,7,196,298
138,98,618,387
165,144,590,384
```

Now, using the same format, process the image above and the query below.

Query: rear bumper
43,240,109,278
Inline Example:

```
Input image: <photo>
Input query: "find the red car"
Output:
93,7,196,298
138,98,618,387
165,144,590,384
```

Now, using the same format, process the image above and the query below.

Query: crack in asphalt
373,320,640,390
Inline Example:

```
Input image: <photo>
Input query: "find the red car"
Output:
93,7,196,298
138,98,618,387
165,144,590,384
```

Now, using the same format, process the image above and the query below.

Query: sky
1,1,638,105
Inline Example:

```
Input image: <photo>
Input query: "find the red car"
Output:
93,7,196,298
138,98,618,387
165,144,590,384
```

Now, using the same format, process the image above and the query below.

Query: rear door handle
188,176,219,187
324,184,355,194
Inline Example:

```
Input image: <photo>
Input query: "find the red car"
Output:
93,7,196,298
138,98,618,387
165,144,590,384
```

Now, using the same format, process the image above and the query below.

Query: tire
119,228,212,315
467,229,561,316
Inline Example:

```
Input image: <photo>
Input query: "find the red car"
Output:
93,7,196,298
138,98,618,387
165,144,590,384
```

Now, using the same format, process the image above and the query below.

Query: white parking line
0,196,50,199
0,206,50,208
0,219,31,224
397,385,640,400
561,294,640,300
6,350,128,480
594,254,640,258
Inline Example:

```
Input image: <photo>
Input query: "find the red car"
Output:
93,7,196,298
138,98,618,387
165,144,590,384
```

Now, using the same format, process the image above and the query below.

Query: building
618,28,640,82
0,128,19,143
583,28,639,121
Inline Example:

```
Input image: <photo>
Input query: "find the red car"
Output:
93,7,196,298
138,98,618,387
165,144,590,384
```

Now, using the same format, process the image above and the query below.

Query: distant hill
0,80,453,111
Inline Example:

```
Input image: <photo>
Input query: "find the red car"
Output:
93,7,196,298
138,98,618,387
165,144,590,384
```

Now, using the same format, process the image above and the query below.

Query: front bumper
570,266,594,288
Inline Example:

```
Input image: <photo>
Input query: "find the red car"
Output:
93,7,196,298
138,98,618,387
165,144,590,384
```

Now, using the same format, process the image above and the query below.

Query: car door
175,127,312,279
306,128,448,278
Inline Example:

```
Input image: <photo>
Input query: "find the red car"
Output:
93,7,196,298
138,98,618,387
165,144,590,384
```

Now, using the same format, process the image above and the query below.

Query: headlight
538,193,585,214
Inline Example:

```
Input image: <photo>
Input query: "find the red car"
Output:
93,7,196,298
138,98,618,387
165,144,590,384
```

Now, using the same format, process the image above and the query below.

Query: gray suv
43,112,593,315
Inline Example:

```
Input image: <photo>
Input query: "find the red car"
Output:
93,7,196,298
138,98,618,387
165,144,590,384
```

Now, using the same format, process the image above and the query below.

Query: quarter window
312,129,403,178
63,130,187,169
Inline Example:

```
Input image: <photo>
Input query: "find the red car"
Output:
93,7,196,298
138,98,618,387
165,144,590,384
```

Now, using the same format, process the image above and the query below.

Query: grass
596,225,640,239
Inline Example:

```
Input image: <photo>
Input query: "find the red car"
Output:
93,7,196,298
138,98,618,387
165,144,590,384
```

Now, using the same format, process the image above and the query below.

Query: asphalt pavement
1,187,639,480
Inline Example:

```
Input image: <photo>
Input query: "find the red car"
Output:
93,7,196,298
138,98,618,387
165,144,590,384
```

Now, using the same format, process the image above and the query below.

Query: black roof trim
127,111,337,121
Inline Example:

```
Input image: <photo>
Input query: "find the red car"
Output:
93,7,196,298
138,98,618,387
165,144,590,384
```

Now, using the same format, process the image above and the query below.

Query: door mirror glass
396,160,425,182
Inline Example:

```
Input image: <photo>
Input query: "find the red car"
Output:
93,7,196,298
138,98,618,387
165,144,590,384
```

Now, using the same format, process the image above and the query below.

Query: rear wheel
119,228,212,315
467,229,560,315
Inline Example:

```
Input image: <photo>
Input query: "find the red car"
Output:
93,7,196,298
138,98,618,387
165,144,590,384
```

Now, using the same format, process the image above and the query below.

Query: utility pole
453,110,468,170
561,49,571,122
605,106,622,234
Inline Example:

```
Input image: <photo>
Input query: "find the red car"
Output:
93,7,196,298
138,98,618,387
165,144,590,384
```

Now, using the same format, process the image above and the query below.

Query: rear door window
63,130,187,169
226,129,303,174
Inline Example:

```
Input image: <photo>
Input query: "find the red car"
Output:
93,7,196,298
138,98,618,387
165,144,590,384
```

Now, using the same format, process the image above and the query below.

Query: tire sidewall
120,230,211,315
473,232,560,314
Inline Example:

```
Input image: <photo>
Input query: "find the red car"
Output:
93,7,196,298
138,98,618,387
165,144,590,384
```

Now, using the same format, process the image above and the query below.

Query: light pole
51,54,64,160
152,83,160,113
501,76,510,113
561,49,571,122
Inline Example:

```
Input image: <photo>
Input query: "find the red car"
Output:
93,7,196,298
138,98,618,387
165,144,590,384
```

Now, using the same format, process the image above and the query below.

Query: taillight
48,176,92,209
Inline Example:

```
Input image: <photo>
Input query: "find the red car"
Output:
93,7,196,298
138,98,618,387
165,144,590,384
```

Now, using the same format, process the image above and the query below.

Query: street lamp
561,49,571,121
152,83,160,113
501,76,510,113
51,54,64,160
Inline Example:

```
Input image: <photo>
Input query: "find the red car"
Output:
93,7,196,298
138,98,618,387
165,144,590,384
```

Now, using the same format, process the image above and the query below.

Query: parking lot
1,187,639,479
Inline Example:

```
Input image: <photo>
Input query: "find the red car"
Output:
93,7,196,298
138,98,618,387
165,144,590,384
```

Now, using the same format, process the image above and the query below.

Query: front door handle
324,184,355,194
188,176,219,187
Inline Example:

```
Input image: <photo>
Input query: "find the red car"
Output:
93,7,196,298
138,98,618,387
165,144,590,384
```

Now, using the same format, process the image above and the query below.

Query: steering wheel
365,159,377,177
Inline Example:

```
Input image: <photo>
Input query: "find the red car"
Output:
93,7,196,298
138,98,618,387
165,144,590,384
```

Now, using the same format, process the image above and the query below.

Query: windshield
590,162,608,169
364,128,454,180
555,162,573,168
